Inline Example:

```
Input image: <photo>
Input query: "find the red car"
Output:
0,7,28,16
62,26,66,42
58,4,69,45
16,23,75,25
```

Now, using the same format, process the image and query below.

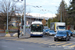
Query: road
0,28,75,50
0,39,66,50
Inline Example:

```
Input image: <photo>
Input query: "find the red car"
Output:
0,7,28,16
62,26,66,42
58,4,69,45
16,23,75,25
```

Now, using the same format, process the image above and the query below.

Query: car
48,30,56,35
65,30,73,38
43,29,46,34
72,31,75,37
68,30,73,36
44,29,50,35
54,31,71,41
57,30,73,38
8,24,13,26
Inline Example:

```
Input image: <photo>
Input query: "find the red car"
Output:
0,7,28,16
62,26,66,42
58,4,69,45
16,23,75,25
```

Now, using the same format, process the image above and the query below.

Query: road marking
5,38,75,48
42,42,55,44
62,43,73,46
36,40,51,44
30,39,46,43
49,42,60,45
69,45,75,48
41,41,53,44
21,39,35,42
55,42,67,45
21,39,53,45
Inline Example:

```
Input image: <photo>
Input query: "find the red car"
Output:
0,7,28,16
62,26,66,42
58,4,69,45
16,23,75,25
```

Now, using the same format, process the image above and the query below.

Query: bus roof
31,21,42,24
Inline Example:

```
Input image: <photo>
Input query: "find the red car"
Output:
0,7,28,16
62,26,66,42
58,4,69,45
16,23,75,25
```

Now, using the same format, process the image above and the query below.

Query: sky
15,0,70,18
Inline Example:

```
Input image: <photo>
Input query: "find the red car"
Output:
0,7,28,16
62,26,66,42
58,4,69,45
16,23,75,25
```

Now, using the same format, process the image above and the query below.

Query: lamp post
6,0,9,33
23,0,26,36
61,11,62,22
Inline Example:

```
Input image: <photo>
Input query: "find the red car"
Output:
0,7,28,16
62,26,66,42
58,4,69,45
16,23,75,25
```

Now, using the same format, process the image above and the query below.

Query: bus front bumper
30,34,43,37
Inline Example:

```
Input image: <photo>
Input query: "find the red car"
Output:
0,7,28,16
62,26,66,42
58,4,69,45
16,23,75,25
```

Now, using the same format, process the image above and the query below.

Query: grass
8,26,18,29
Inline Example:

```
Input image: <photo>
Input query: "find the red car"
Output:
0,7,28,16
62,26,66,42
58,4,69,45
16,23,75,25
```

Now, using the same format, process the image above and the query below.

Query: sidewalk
0,32,30,38
0,33,30,41
0,33,15,37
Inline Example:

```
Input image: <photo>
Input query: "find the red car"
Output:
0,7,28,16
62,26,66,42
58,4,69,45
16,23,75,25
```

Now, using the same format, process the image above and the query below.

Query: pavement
0,28,30,37
0,28,75,50
0,33,18,37
0,36,75,50
0,39,70,50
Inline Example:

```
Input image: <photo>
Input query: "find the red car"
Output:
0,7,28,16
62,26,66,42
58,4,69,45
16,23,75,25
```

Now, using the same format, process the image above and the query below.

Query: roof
31,21,42,24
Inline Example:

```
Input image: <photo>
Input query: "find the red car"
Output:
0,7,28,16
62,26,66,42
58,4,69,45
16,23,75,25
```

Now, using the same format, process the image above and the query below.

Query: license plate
58,38,61,39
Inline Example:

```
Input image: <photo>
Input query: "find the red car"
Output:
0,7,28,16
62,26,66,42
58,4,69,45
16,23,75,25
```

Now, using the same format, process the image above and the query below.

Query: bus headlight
31,32,33,34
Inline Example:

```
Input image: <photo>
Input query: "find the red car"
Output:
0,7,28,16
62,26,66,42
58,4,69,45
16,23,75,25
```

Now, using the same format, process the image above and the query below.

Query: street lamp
6,0,9,33
61,11,62,22
23,0,26,36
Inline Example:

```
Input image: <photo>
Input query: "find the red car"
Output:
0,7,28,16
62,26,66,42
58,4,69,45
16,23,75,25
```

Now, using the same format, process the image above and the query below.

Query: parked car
54,31,71,41
43,29,46,34
72,31,75,37
67,30,73,36
65,30,73,38
43,29,50,34
48,30,56,35
8,24,13,26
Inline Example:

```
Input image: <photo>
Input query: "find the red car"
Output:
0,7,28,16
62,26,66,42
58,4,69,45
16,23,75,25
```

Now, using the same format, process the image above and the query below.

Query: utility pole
23,0,26,35
7,1,8,33
61,11,62,22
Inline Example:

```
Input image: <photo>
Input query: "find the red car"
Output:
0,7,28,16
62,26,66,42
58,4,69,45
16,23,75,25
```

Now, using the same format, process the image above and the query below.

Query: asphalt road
0,28,75,50
0,38,75,50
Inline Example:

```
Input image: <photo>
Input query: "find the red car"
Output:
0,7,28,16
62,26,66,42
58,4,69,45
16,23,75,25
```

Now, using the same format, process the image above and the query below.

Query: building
9,14,49,27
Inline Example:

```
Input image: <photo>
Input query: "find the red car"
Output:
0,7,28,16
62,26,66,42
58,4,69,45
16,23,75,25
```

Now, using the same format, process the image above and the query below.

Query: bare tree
0,0,17,16
0,0,18,29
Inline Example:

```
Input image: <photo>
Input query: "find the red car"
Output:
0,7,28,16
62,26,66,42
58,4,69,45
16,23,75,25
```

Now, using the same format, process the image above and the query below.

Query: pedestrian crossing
5,38,75,48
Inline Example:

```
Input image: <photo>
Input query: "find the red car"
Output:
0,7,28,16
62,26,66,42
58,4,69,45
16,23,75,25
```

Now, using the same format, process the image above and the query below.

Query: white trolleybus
30,21,43,37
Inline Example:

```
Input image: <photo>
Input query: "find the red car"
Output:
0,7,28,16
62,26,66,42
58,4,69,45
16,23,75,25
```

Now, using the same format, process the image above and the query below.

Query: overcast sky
15,0,70,18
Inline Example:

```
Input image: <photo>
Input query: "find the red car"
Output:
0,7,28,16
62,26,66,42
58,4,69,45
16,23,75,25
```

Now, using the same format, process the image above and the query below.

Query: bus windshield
58,26,66,29
31,24,43,32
